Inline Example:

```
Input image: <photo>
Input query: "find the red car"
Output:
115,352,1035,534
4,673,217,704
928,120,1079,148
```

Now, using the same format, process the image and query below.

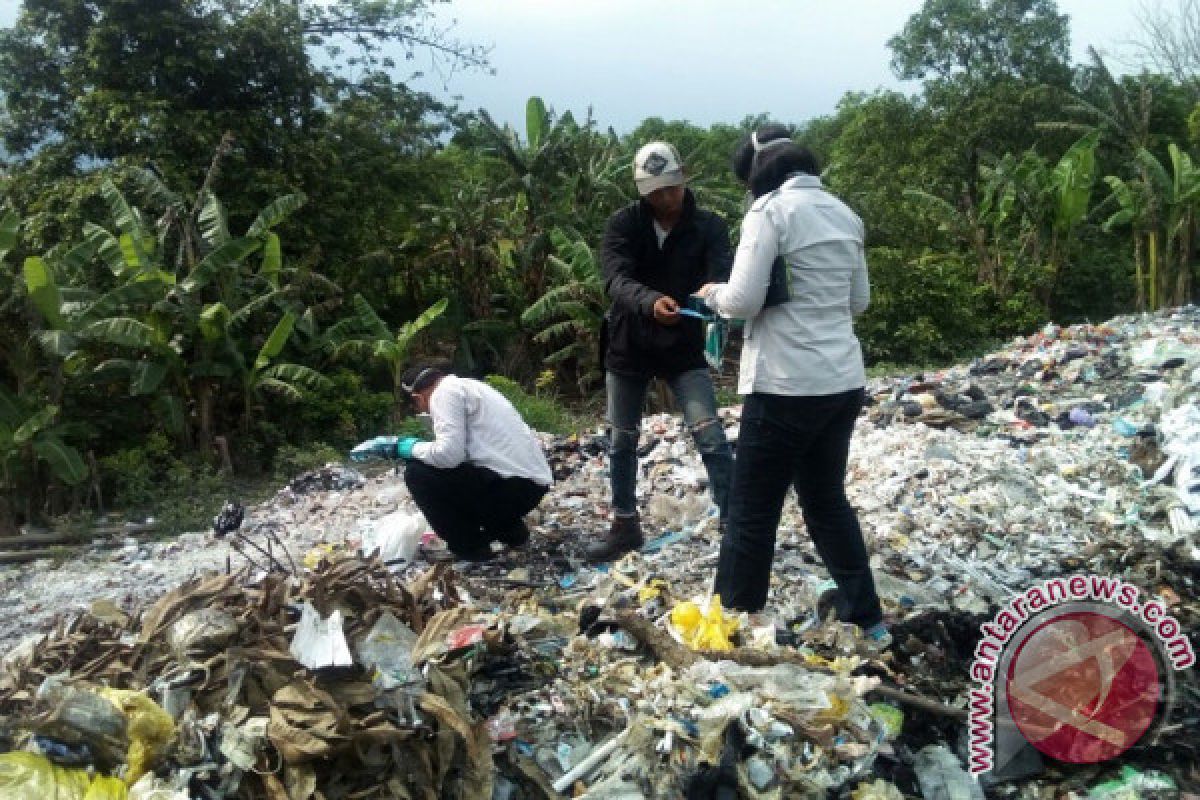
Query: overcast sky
408,0,1149,132
0,0,1152,133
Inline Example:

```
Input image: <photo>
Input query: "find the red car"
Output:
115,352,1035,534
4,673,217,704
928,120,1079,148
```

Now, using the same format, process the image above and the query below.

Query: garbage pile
0,558,493,798
0,307,1199,798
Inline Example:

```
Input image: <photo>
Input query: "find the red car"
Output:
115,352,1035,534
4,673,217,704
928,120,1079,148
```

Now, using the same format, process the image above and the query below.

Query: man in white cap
589,141,734,562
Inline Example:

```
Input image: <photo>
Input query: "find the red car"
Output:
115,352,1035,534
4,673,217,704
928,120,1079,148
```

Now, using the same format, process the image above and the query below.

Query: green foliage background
0,0,1198,532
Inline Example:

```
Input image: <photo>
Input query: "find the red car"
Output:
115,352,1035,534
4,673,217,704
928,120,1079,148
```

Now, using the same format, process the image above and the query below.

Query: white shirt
653,219,669,247
706,175,868,396
411,376,554,486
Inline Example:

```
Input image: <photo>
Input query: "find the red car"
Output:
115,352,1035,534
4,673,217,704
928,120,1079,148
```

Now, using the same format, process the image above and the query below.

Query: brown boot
586,514,644,562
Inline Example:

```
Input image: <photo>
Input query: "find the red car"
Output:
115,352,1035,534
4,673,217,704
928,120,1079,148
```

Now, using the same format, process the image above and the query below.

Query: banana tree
1102,173,1155,310
173,189,316,444
903,149,1032,296
1161,144,1200,306
521,229,606,394
0,389,87,534
326,296,448,423
1131,143,1200,308
230,311,331,432
0,210,41,398
20,184,187,433
1037,131,1100,303
477,96,621,304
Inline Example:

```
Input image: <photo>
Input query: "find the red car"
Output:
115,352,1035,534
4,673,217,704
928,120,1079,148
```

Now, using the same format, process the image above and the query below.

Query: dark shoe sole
422,546,494,564
456,548,496,563
585,539,643,563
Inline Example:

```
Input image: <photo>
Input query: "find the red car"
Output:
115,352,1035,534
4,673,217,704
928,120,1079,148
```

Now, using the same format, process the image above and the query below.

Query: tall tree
0,0,482,312
0,0,484,163
884,0,1077,267
888,0,1071,85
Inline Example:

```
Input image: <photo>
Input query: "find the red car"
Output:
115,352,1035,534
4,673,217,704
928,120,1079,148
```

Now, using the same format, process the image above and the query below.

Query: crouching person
351,365,553,562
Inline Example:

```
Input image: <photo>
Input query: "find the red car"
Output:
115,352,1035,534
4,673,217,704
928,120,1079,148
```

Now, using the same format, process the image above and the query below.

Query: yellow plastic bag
0,752,93,800
670,595,739,651
84,775,129,800
97,689,175,782
851,779,904,800
303,543,336,569
637,578,668,603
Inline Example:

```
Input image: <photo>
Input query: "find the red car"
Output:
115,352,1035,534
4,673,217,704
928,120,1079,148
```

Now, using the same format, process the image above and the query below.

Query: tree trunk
1149,230,1160,310
87,451,104,513
197,382,215,458
0,495,16,537
1174,217,1193,306
241,386,254,435
1133,233,1146,312
214,435,234,475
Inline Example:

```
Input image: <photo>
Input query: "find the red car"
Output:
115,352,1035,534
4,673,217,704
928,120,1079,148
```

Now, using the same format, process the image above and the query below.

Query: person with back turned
696,130,889,647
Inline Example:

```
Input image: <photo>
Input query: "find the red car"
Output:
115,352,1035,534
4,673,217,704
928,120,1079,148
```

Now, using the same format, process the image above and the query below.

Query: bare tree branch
1123,0,1200,86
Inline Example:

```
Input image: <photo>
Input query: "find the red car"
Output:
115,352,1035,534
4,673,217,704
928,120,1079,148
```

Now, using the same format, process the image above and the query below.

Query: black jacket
600,190,732,376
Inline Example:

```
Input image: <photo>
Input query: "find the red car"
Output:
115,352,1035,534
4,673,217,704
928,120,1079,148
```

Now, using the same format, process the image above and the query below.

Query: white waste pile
470,306,1200,797
0,307,1197,799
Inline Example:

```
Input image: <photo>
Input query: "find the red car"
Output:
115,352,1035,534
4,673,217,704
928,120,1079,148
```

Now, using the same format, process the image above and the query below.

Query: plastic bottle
912,745,984,800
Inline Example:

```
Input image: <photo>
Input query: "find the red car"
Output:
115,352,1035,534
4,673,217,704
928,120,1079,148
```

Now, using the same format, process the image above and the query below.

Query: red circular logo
1006,611,1161,763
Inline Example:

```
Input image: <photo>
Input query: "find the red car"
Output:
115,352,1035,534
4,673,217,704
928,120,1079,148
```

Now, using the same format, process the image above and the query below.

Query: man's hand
652,295,681,326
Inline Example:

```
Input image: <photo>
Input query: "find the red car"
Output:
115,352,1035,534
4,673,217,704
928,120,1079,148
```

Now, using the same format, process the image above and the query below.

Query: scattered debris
1,308,1199,796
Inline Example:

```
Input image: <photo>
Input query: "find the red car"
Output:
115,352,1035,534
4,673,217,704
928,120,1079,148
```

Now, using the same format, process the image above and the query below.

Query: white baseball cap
633,141,685,196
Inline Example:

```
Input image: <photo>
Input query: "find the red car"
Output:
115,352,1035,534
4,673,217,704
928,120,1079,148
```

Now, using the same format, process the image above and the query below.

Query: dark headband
400,367,439,394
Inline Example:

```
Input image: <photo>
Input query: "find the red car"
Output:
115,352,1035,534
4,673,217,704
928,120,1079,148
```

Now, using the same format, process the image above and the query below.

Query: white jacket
707,175,868,396
412,376,554,486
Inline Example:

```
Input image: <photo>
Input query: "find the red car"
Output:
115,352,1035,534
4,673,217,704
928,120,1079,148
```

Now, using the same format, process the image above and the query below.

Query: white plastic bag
289,603,353,669
359,510,426,563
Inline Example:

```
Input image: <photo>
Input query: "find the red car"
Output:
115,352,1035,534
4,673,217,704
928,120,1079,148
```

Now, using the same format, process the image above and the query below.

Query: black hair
399,364,446,395
747,143,821,199
731,124,791,184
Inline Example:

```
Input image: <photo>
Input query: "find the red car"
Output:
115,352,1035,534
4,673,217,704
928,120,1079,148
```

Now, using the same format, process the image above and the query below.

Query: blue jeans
713,389,882,625
606,369,733,519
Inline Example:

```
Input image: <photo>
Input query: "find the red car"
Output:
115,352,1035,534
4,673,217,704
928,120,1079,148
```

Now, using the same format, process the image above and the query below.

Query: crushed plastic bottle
913,745,984,800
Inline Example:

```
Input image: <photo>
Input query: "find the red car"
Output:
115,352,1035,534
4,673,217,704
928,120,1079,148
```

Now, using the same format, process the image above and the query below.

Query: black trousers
713,388,882,626
404,460,548,556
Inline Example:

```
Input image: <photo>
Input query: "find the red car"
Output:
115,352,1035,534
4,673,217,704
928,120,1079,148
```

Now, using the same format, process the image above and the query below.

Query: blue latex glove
350,436,400,461
687,294,713,314
396,437,421,460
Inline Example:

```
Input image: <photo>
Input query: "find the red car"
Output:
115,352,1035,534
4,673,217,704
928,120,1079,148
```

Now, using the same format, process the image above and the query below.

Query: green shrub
484,374,581,435
394,416,432,438
98,441,243,535
858,248,993,366
272,442,344,482
286,368,394,447
98,433,175,509
154,457,231,533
